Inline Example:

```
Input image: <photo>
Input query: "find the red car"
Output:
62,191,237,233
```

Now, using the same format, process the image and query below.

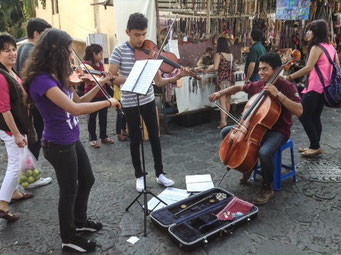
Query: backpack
314,44,341,108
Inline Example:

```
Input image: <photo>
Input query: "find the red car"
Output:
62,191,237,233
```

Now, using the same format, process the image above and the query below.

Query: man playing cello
209,53,303,205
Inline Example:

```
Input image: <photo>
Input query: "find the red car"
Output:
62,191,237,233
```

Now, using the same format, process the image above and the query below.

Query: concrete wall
35,0,117,63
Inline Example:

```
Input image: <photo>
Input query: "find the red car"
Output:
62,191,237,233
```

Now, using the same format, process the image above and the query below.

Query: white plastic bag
18,147,41,188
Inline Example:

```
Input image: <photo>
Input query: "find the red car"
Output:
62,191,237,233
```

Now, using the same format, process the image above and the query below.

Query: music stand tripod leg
124,94,168,236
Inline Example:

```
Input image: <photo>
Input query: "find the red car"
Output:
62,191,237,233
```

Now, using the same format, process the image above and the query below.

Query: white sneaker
26,177,52,189
156,174,174,187
136,177,145,192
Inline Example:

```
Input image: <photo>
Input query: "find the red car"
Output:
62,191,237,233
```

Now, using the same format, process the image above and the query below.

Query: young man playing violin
209,53,303,205
109,13,189,192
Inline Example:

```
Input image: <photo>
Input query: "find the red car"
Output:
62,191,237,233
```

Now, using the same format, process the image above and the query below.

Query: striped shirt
109,42,154,108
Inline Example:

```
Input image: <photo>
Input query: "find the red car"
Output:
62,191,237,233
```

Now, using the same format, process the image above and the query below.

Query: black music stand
123,60,168,236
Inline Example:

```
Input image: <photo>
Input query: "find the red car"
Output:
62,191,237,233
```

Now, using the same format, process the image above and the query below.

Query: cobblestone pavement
0,106,340,255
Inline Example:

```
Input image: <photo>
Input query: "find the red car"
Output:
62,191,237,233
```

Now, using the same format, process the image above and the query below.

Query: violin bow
156,15,178,59
72,49,124,114
213,102,248,130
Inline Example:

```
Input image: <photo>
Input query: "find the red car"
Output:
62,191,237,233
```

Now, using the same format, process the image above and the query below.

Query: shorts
216,80,232,92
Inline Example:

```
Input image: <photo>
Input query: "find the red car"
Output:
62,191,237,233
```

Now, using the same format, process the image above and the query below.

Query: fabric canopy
113,0,157,44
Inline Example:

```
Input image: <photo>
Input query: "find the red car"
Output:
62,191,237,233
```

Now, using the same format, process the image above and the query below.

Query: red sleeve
0,74,11,113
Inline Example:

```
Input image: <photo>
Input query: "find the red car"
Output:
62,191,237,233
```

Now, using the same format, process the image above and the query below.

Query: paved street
0,105,340,255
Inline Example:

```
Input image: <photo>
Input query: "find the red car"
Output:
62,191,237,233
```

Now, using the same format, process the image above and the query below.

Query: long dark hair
22,28,73,105
216,37,230,53
84,44,103,65
307,19,330,51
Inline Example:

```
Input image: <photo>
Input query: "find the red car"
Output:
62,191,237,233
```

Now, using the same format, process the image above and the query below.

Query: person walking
284,19,340,157
16,17,53,188
0,33,33,222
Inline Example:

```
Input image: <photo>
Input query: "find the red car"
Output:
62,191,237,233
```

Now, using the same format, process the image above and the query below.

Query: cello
217,50,301,173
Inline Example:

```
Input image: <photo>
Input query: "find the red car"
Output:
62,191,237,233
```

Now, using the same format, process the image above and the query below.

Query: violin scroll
284,49,301,71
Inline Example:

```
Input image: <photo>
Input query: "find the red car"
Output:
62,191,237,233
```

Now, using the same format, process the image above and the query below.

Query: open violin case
150,187,258,250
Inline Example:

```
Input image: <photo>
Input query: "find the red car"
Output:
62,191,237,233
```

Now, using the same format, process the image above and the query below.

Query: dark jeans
123,100,163,178
42,140,95,242
299,91,324,149
88,97,108,141
28,107,44,160
116,106,127,134
221,126,286,184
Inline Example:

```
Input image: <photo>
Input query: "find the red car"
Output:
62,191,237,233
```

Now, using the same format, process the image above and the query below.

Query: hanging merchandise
276,0,311,20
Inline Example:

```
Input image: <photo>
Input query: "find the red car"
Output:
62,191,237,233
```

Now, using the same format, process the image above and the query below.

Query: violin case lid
150,187,258,250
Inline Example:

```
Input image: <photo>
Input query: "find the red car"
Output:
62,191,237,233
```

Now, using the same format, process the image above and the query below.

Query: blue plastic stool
253,138,297,191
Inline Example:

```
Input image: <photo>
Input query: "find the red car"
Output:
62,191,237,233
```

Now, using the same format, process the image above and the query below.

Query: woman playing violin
22,28,121,252
83,44,114,148
109,13,189,193
209,53,303,205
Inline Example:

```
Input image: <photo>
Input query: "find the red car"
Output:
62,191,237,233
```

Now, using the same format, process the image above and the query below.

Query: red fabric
215,197,254,221
0,73,11,113
83,61,107,98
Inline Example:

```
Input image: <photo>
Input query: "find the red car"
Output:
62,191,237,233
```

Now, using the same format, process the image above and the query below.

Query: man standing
244,29,266,83
16,18,52,189
109,13,188,192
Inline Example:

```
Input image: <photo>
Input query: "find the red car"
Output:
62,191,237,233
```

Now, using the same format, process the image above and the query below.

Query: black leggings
42,140,95,242
299,91,324,149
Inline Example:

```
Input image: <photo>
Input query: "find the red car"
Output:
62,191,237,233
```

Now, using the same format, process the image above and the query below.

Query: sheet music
147,187,190,211
185,174,214,193
121,59,163,95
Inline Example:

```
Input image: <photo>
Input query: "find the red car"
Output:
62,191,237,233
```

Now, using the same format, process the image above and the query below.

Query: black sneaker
75,218,103,232
62,236,96,252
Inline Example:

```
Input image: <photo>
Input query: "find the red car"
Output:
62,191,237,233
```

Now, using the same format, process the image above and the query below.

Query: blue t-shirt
29,73,80,144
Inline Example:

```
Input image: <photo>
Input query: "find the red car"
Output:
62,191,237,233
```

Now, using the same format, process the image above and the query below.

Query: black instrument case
150,187,258,250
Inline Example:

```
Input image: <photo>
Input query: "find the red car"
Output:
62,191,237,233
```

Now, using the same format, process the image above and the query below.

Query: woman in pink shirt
285,19,340,157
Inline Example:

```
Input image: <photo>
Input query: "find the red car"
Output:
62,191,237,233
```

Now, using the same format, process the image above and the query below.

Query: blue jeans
123,100,163,178
299,91,324,149
221,126,286,184
42,140,95,242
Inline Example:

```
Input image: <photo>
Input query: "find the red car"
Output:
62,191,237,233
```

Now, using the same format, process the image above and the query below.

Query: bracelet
107,100,112,108
276,91,282,99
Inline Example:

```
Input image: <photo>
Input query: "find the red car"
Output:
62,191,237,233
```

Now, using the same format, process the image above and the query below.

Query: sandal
301,148,323,157
89,140,100,148
10,192,33,204
101,138,114,144
217,122,227,130
117,134,127,141
298,147,309,153
0,209,19,222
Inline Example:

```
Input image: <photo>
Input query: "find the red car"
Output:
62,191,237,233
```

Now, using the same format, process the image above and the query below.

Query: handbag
314,44,341,108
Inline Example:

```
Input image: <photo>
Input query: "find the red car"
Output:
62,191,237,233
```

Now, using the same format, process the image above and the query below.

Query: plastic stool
253,138,297,191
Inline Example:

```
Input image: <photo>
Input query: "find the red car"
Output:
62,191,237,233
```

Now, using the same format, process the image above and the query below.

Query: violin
69,65,85,85
217,50,301,173
135,40,201,80
69,63,112,85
